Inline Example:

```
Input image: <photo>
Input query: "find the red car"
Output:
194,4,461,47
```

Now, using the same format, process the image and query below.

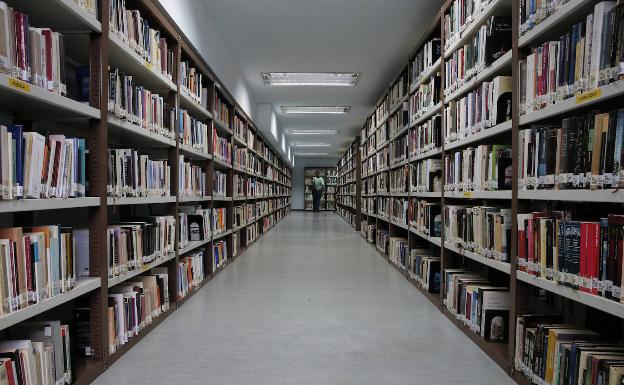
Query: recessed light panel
262,72,360,86
286,129,339,135
291,143,332,147
280,106,350,114
294,152,330,156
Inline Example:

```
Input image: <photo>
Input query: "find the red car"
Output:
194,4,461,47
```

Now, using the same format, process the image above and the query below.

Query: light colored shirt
313,176,325,191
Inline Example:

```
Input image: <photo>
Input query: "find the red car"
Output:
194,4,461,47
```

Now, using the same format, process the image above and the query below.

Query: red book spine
42,30,54,91
580,222,588,293
518,226,527,272
23,236,32,302
591,223,600,295
528,218,535,275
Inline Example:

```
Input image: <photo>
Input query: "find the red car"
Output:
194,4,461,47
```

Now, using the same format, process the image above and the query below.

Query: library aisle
92,212,513,385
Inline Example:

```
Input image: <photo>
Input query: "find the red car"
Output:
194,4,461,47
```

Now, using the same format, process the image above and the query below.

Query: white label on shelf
613,286,621,299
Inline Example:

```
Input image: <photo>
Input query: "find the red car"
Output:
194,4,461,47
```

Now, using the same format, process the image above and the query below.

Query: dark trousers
312,190,322,212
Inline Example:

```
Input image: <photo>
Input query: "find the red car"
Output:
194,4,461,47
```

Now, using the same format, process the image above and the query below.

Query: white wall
292,157,339,210
158,0,292,165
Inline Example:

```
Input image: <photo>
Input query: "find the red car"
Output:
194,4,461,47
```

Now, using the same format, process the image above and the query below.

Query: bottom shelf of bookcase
440,307,510,372
73,358,104,385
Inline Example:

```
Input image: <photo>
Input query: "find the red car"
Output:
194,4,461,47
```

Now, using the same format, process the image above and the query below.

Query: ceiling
197,0,442,160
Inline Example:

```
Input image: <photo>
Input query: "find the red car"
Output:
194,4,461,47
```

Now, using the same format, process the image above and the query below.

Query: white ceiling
195,0,442,159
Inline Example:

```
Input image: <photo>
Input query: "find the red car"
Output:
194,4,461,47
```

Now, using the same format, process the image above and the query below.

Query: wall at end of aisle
293,157,339,210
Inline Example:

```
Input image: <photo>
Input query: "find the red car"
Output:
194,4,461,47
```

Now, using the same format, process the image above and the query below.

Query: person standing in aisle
312,170,325,212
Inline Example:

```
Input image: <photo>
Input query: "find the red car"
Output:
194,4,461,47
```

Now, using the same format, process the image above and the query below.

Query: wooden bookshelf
342,0,624,383
336,138,362,229
0,1,292,384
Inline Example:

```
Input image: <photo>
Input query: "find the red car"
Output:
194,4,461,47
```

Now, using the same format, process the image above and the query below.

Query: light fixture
286,129,339,135
291,143,332,147
262,72,360,86
294,152,330,156
280,106,351,114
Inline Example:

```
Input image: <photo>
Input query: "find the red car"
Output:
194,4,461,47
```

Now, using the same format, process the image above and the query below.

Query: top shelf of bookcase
444,0,512,59
9,0,101,33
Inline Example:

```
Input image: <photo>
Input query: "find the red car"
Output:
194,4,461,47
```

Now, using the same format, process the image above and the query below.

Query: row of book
214,93,230,126
108,149,170,198
445,205,512,261
366,223,377,244
390,198,408,225
179,156,206,198
234,116,245,141
389,166,408,193
410,38,441,87
179,62,208,107
247,153,262,174
517,211,623,302
0,126,86,200
389,74,408,108
443,268,511,342
376,229,390,254
388,237,409,267
73,0,97,17
108,269,169,353
213,208,227,235
409,250,441,293
514,316,624,385
213,128,232,164
213,240,227,270
408,199,442,237
234,147,247,170
0,3,67,95
444,0,492,48
234,205,246,227
377,197,389,219
107,216,176,278
388,104,409,139
444,145,512,192
178,251,204,300
0,320,73,385
376,124,388,148
409,115,442,156
0,226,86,315
409,75,441,122
389,135,408,166
108,67,175,140
519,110,624,191
109,0,175,81
410,159,442,193
444,76,512,143
519,2,624,116
234,174,245,197
443,16,511,95
179,207,211,246
376,147,389,170
376,95,389,123
213,171,227,197
179,110,209,153
247,223,259,244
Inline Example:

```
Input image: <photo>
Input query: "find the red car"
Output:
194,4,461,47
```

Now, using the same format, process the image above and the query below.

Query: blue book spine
568,24,578,88
7,125,23,198
79,138,86,196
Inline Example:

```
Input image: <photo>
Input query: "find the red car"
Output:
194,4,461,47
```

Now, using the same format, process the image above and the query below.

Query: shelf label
463,191,473,198
8,77,31,93
575,88,602,104
144,61,153,71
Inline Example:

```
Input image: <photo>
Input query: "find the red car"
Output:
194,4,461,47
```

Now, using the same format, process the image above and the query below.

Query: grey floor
92,212,515,385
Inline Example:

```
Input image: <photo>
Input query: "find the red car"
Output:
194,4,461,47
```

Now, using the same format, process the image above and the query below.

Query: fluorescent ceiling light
286,129,339,135
295,152,329,156
262,72,360,86
281,106,350,114
291,143,332,147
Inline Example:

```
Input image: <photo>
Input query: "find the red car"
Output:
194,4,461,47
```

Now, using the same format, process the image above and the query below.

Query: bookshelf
0,1,292,384
303,167,337,211
344,0,624,383
336,138,362,229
